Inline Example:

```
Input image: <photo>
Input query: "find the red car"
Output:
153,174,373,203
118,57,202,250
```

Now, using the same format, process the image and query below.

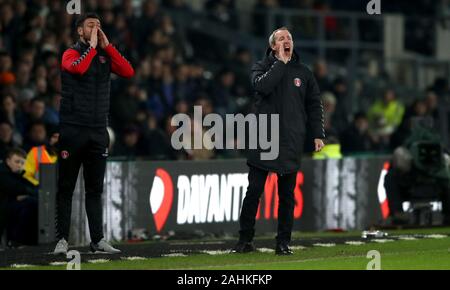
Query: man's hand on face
98,28,110,49
89,26,98,49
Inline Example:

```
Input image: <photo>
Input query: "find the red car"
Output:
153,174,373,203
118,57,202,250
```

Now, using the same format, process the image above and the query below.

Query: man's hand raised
89,27,98,49
98,28,110,49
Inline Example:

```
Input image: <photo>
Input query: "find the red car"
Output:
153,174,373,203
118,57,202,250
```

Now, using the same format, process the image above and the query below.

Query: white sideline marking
122,256,147,261
258,248,275,253
88,259,110,264
201,250,229,255
424,234,447,239
290,246,306,250
372,239,394,243
313,243,336,247
345,241,365,246
162,253,187,257
49,261,68,266
11,264,35,268
396,236,417,241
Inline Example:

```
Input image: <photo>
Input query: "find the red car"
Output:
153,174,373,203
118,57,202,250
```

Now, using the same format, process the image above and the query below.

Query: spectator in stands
0,121,17,161
112,125,142,159
340,112,374,154
0,147,38,246
140,113,176,160
331,77,350,133
390,99,428,150
314,59,332,92
210,68,238,115
425,90,440,127
205,0,239,29
367,89,405,137
23,131,58,186
21,97,56,136
321,91,340,140
23,121,48,152
0,94,24,143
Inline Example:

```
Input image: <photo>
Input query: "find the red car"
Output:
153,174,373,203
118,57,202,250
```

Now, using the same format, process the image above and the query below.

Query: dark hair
6,147,26,160
30,97,45,105
29,120,47,130
75,12,101,28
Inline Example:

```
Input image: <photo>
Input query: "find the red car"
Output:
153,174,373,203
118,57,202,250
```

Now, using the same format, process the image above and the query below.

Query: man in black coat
233,27,325,255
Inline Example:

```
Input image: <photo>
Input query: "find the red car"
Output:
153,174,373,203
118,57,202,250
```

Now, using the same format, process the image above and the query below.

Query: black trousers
56,124,109,244
239,165,297,244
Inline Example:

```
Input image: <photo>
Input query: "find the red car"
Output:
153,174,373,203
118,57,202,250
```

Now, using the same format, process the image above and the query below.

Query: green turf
12,234,450,270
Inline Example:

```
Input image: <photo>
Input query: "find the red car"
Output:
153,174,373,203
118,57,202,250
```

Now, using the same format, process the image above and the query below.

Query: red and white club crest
294,78,302,87
99,56,107,64
61,150,69,159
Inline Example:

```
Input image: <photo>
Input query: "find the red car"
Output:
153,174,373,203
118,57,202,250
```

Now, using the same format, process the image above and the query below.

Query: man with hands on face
232,27,325,255
54,13,134,255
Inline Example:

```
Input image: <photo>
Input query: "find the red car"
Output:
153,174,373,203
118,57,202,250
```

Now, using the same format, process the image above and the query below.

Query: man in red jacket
54,13,134,255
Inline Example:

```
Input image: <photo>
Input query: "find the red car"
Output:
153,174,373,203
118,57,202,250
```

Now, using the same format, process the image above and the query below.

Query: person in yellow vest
23,132,59,186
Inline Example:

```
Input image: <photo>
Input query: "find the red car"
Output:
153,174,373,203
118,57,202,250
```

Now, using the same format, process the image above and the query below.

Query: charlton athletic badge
294,78,302,87
61,150,70,159
99,56,107,64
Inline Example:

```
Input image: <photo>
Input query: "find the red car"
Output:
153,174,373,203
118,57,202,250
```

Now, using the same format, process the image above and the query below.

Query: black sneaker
230,241,256,253
275,243,293,255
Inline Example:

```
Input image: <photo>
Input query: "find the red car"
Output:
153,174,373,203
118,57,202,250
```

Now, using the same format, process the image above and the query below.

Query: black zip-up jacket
247,48,325,174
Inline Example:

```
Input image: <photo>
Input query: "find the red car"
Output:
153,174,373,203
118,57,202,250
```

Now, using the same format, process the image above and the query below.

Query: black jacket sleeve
251,60,287,95
0,171,37,199
305,71,325,139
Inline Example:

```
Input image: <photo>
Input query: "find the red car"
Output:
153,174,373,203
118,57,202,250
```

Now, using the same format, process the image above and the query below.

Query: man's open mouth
284,47,290,53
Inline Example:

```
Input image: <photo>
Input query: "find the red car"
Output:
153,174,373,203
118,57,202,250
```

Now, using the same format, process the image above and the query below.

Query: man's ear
77,27,83,38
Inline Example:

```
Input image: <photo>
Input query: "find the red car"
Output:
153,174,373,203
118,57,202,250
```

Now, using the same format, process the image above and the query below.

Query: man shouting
233,27,325,255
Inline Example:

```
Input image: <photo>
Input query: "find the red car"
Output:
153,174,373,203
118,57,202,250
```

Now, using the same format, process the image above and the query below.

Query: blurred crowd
0,0,448,164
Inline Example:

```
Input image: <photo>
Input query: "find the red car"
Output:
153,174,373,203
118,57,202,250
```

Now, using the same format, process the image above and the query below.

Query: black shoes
275,243,293,255
230,241,256,253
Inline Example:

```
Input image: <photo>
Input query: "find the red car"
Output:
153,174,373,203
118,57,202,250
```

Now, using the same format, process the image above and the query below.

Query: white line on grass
201,250,229,255
10,264,35,268
345,241,365,246
88,259,110,264
313,243,336,247
49,261,68,266
372,239,394,243
121,256,147,261
162,253,187,257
